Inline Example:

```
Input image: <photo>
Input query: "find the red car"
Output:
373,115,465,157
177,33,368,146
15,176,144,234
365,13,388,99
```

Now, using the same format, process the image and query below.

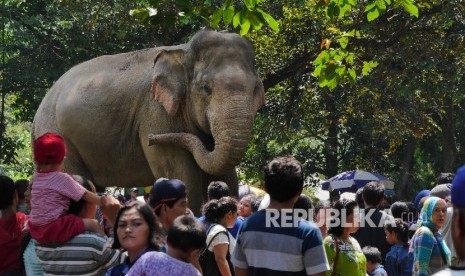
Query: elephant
32,30,265,214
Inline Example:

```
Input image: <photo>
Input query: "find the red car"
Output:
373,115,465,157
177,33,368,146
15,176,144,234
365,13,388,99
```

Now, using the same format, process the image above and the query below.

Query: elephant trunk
148,114,253,176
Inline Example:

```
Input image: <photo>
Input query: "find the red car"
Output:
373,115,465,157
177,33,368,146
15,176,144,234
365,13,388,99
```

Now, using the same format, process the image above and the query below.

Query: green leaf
313,51,329,65
257,8,279,33
327,2,341,18
336,66,346,76
223,5,235,25
339,36,349,49
365,1,378,11
129,9,150,22
244,0,256,10
367,8,380,21
375,0,386,11
362,60,379,75
401,0,419,17
249,12,264,30
240,19,251,35
348,68,357,80
313,64,323,77
233,11,241,28
211,9,222,28
347,0,357,6
327,76,338,90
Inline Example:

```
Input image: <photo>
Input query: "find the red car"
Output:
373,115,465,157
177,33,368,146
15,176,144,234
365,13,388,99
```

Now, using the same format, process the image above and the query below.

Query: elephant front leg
144,145,207,216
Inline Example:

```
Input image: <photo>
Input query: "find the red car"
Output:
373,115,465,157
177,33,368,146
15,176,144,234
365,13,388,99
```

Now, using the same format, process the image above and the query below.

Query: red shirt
0,212,28,273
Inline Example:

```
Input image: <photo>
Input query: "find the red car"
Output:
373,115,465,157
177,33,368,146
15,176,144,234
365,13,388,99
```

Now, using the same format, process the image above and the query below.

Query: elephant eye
201,84,212,95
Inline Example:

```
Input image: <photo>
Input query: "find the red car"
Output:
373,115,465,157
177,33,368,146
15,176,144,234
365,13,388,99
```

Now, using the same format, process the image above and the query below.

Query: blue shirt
386,243,413,276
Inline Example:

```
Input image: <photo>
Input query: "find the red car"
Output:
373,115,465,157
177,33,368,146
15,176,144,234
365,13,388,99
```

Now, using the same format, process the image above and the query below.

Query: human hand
100,195,122,226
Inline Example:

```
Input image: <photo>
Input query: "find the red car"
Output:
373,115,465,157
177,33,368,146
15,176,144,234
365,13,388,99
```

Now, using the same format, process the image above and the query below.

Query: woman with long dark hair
106,203,162,275
324,198,366,276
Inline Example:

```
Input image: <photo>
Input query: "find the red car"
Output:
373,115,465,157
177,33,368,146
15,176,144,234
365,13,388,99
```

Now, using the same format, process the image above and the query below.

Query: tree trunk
441,94,457,172
323,90,339,201
398,136,416,200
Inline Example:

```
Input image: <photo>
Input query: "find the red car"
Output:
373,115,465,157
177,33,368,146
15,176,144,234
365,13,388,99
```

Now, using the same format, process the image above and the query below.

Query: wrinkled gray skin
32,30,265,214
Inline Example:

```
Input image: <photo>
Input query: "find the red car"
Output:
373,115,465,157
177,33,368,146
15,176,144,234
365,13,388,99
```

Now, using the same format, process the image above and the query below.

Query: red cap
33,132,66,164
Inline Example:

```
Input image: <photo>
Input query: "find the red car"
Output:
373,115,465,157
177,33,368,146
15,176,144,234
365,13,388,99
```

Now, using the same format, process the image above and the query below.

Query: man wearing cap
433,165,465,275
149,178,189,244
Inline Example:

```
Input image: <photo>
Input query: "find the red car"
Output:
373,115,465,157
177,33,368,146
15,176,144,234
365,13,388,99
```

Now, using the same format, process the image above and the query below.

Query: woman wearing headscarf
410,196,451,275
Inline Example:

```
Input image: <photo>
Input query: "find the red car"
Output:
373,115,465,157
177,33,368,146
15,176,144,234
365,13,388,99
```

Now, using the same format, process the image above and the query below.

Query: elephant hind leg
62,139,98,191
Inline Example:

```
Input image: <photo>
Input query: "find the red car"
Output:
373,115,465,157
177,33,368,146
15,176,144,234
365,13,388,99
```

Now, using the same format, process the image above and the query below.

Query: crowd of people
1,132,465,276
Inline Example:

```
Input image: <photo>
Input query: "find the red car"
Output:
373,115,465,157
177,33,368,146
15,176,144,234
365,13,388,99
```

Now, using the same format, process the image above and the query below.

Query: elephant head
148,30,265,175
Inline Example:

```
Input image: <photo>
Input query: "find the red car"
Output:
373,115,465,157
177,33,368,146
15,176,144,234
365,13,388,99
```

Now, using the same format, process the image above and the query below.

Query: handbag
199,225,235,276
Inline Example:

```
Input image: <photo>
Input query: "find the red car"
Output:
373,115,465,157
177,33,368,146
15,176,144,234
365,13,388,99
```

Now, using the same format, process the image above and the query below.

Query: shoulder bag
199,225,235,276
331,236,340,276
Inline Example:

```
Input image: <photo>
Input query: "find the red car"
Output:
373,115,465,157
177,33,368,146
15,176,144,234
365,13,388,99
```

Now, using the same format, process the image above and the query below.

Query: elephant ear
151,49,186,116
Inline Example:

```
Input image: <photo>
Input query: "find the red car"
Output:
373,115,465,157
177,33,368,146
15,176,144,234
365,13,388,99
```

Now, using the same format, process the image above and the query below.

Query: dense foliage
1,0,464,200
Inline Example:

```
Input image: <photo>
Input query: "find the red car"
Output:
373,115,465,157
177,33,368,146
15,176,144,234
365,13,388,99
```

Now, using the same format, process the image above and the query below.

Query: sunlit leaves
313,29,363,90
130,0,279,36
362,60,379,75
396,0,419,18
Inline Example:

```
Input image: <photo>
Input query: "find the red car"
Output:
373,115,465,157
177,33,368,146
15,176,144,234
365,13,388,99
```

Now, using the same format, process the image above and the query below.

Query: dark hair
385,218,409,245
203,196,238,224
68,175,94,215
327,198,358,237
355,187,365,208
436,172,455,185
390,201,409,221
14,179,29,200
113,203,161,251
405,201,417,221
207,181,230,200
293,194,314,211
264,156,303,202
362,181,385,206
314,199,331,220
0,175,15,209
167,215,206,251
362,246,382,263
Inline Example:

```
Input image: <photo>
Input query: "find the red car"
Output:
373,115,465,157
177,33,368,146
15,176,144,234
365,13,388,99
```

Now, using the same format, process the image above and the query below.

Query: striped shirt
232,209,330,276
30,171,86,225
36,232,122,276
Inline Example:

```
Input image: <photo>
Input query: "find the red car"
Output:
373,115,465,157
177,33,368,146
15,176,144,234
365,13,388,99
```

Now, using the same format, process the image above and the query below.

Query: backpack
199,224,235,276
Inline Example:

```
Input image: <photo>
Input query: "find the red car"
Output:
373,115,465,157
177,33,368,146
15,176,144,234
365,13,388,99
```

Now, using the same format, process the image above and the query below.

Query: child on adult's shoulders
28,132,107,244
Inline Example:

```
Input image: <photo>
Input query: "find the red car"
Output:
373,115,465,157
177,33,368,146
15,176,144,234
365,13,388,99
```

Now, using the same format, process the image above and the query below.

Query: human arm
99,195,122,226
82,190,103,205
235,267,248,276
384,250,397,276
95,240,122,270
304,233,331,276
189,248,202,273
213,243,232,276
